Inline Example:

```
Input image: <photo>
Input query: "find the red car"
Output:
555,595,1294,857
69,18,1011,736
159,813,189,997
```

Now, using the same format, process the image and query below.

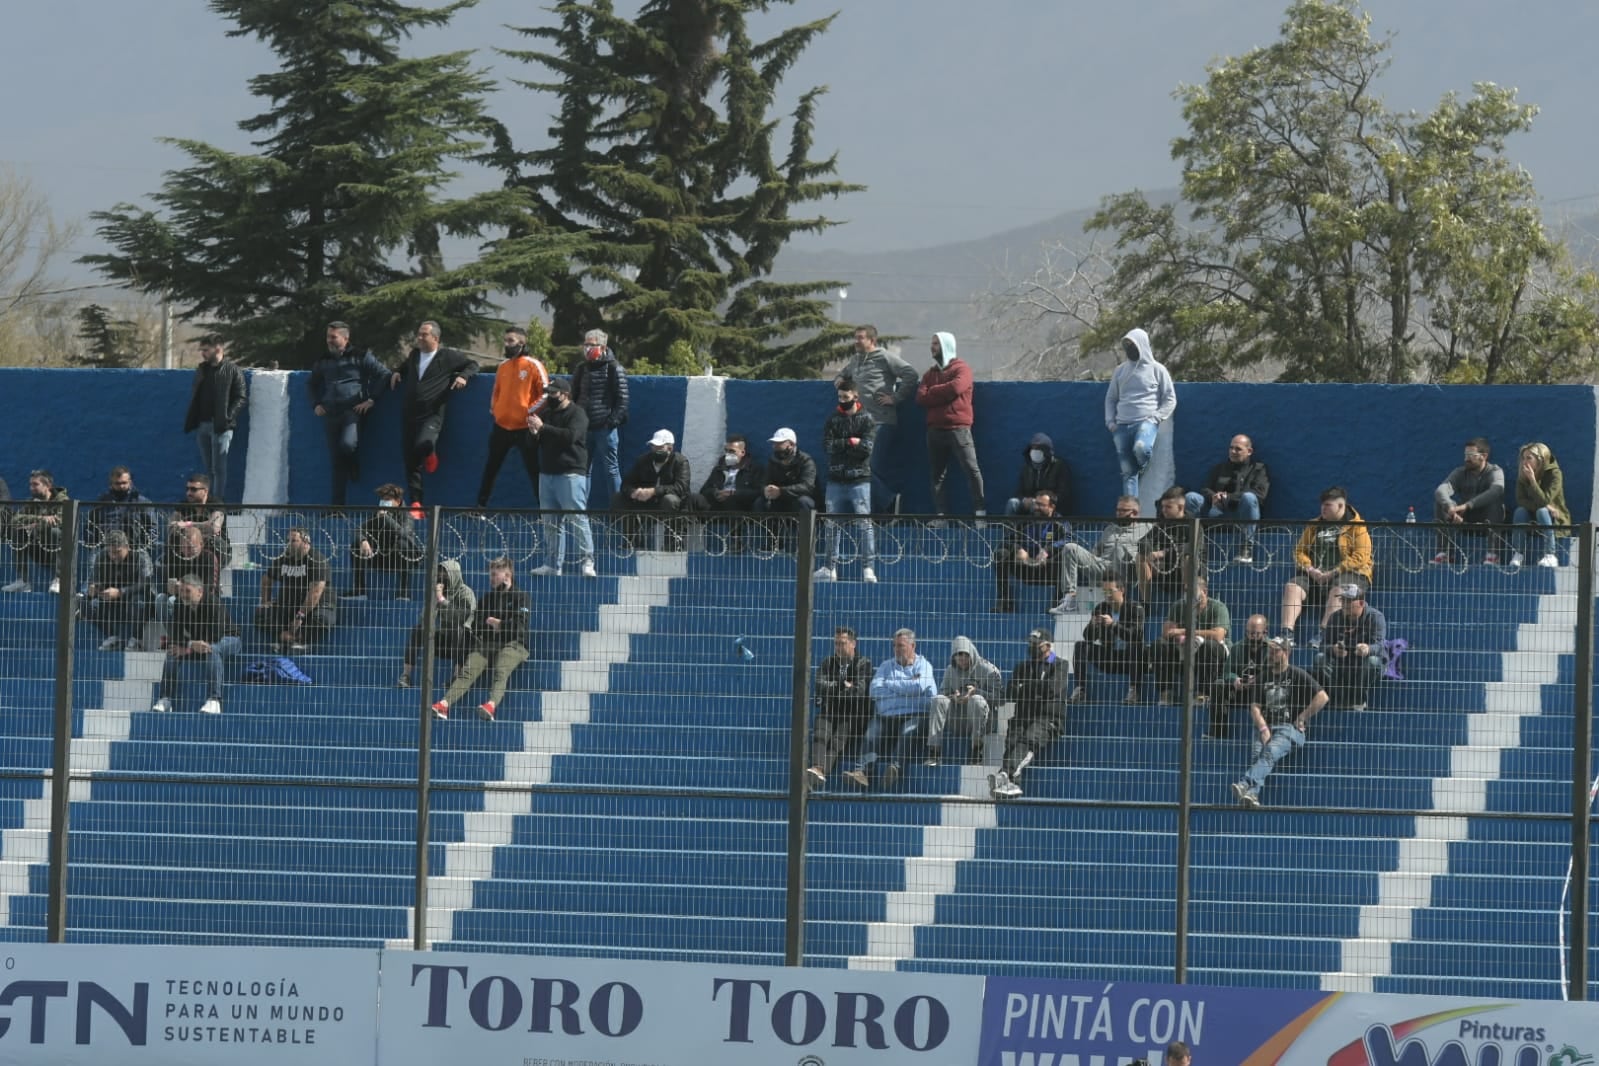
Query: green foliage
631,338,706,376
73,305,149,367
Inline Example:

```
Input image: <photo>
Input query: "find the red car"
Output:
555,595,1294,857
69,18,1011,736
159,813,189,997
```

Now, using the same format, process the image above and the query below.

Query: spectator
1165,1041,1192,1066
1138,486,1192,605
992,490,1071,613
1184,434,1269,562
183,335,247,503
1152,575,1231,706
82,529,154,651
168,473,231,561
755,429,819,552
1432,436,1507,565
613,429,691,552
690,434,761,551
528,380,597,578
572,328,629,505
4,470,68,594
1280,485,1372,645
396,560,476,689
1006,433,1073,516
1210,614,1271,738
1052,495,1145,614
1104,327,1176,499
89,465,159,552
475,326,547,509
1314,584,1387,710
842,628,935,791
151,574,240,716
989,627,1069,799
1231,636,1328,809
431,557,530,722
349,483,421,601
309,321,389,506
1511,441,1568,570
925,636,1002,767
1069,575,1147,706
815,378,878,584
389,320,478,517
917,332,985,520
255,528,335,652
158,524,223,617
804,625,874,790
834,324,918,513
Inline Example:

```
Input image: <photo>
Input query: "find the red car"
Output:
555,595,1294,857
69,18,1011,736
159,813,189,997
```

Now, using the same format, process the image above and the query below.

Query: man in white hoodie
1104,328,1177,499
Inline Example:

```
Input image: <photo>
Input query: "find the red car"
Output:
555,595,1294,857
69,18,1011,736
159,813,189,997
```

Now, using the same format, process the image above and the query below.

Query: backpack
1381,638,1408,681
242,656,314,685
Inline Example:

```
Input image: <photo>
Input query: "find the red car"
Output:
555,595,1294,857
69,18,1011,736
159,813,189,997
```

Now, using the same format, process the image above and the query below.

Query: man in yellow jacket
1279,485,1372,647
476,327,549,509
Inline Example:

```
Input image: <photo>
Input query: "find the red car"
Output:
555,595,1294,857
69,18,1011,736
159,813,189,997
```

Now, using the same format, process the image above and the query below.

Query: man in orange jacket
476,327,548,509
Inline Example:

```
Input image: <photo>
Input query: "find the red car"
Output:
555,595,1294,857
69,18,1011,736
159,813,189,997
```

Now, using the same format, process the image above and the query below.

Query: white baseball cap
648,429,675,447
769,427,797,444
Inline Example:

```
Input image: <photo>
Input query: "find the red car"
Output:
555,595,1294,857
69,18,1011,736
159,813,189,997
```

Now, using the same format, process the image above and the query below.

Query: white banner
0,943,379,1066
377,950,985,1066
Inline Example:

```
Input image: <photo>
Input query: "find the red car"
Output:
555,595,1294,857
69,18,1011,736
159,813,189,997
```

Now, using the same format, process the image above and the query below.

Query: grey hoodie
1094,519,1146,572
938,636,1003,701
434,559,477,632
1104,327,1177,430
836,345,919,426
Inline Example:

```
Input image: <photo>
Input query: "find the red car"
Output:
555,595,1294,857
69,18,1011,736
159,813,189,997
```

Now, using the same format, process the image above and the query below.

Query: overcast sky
5,0,1597,278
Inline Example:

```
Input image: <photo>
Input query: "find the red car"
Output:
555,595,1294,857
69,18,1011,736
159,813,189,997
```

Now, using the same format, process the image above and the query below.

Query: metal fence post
47,500,80,944
1570,521,1594,1000
785,508,817,966
1173,517,1202,983
413,507,444,951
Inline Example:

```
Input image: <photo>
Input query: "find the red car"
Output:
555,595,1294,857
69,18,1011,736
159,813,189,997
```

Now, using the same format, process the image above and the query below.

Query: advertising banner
378,950,985,1066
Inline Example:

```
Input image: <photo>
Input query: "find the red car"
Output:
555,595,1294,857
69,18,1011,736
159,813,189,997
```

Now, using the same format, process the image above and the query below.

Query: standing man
834,325,917,513
1231,636,1328,809
1104,327,1176,500
814,377,878,584
572,328,630,505
476,326,547,510
183,336,247,504
1185,434,1270,563
528,380,597,578
989,627,1070,799
390,320,477,518
917,332,985,520
804,625,875,790
309,321,389,506
842,628,936,791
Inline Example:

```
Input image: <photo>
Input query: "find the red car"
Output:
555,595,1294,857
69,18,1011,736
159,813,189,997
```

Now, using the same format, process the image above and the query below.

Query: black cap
1027,627,1052,646
544,378,571,395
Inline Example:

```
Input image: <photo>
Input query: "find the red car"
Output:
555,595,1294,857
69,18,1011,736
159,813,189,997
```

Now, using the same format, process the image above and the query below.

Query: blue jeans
1185,490,1261,544
1242,723,1305,793
855,713,924,770
195,425,234,503
824,481,874,565
160,635,241,703
1113,421,1159,499
586,427,621,504
1513,506,1557,558
540,473,594,570
869,421,900,513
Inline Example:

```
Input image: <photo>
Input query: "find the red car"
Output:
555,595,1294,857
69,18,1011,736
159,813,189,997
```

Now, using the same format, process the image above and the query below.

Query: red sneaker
476,701,496,721
409,502,426,522
424,453,439,474
431,700,449,720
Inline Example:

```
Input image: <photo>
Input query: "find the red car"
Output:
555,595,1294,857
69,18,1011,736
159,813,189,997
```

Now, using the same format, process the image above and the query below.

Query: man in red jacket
916,332,985,521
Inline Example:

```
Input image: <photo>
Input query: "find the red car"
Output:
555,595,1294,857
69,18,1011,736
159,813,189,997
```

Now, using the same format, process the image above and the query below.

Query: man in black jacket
804,625,875,789
529,380,596,578
1185,434,1270,563
990,627,1069,799
152,574,241,716
432,557,531,722
256,528,335,652
690,434,761,551
309,322,389,505
815,378,878,583
572,328,630,505
349,483,422,600
90,466,159,552
613,429,692,551
183,337,247,503
390,320,478,516
1069,575,1147,706
1005,432,1073,516
755,428,819,553
82,530,154,651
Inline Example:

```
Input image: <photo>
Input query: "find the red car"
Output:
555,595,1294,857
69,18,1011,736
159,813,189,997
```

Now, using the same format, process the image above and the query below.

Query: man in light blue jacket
1104,327,1177,499
843,628,936,791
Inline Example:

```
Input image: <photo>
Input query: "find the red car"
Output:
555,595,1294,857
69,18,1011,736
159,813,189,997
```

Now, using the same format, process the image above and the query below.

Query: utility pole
160,291,173,369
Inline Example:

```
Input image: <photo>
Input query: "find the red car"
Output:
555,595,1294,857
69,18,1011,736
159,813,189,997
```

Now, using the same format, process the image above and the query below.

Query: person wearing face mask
690,434,761,550
528,380,598,578
89,465,159,553
308,321,390,506
613,429,692,551
1104,327,1176,500
916,332,986,521
571,328,630,506
755,429,820,549
389,320,479,519
182,336,247,504
431,557,531,722
349,483,422,601
1006,433,1073,516
475,327,548,510
815,377,879,584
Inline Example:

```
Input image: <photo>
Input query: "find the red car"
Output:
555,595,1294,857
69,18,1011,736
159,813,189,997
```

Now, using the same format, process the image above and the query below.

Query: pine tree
82,0,505,367
484,0,862,377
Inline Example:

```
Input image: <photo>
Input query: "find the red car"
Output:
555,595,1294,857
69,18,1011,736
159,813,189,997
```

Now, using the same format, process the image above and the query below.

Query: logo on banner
1329,1007,1592,1066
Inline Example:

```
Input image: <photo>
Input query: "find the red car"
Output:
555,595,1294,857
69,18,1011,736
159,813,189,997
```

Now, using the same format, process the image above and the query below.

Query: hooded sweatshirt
1104,328,1177,430
433,559,477,634
916,332,974,429
938,636,1003,702
836,345,918,426
1015,433,1073,507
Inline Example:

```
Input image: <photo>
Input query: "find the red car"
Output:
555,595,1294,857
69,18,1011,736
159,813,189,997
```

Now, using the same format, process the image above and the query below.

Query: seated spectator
431,557,531,722
612,429,691,552
1511,441,1568,570
1006,433,1073,516
396,560,476,690
1184,434,1269,562
1209,614,1271,738
350,483,422,600
1280,485,1372,645
255,528,335,652
992,490,1071,613
169,473,231,561
1314,584,1387,710
756,428,819,515
842,628,935,791
4,470,69,594
989,627,1069,799
690,434,761,551
152,575,240,716
82,529,155,651
1069,575,1147,706
89,465,159,552
1231,636,1328,808
814,377,878,584
1052,495,1144,614
1152,575,1231,705
925,636,1002,767
1432,436,1507,565
804,625,874,790
158,524,223,618
1138,486,1192,605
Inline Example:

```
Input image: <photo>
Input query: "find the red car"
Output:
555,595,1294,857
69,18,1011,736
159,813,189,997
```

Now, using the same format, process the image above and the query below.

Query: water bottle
1405,507,1416,524
733,637,754,662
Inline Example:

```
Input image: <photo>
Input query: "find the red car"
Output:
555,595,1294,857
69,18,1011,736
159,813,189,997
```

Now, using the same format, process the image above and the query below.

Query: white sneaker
579,560,598,578
1508,551,1524,571
1048,592,1078,615
127,639,144,652
812,566,836,582
861,566,878,584
150,698,173,714
973,511,987,530
199,699,222,716
1538,553,1559,568
98,636,124,652
47,579,59,594
1,579,29,593
530,564,560,577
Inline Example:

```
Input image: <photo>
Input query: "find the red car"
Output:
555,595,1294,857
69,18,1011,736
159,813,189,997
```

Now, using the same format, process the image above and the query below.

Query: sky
4,0,1598,288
